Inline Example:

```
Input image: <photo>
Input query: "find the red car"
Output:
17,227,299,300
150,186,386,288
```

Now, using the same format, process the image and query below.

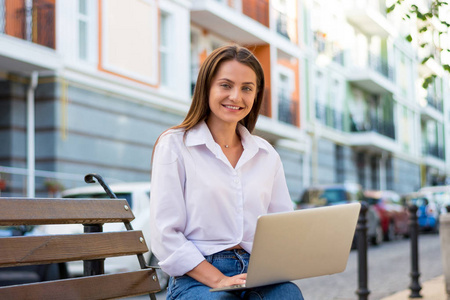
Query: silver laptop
210,202,361,292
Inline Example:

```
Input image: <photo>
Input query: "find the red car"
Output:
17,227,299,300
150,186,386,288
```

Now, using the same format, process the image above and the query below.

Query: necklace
224,145,229,148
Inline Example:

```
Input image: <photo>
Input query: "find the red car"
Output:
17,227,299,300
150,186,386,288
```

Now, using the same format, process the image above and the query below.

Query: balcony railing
313,32,345,66
423,144,445,160
278,95,298,126
350,115,396,140
0,1,55,49
315,102,344,130
368,52,394,81
425,94,443,112
242,0,269,27
274,8,296,42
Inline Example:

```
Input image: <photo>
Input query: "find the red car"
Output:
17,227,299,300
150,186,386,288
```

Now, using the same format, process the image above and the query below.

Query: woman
150,45,303,299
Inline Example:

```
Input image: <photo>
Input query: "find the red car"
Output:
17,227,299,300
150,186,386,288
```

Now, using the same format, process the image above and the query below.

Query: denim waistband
205,249,249,262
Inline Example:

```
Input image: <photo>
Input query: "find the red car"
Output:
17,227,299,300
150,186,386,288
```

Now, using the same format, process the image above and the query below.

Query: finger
234,273,247,280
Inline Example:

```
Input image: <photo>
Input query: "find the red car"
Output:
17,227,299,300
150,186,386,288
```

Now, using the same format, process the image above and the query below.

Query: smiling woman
149,45,304,300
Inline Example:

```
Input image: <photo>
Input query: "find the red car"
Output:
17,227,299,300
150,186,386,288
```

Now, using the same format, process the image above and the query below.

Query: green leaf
422,77,432,89
419,26,428,33
406,34,413,42
420,43,427,48
417,12,426,20
421,55,433,64
443,64,450,72
386,4,396,13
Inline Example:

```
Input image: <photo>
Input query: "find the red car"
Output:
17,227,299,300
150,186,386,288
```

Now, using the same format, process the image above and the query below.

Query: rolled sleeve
159,241,206,276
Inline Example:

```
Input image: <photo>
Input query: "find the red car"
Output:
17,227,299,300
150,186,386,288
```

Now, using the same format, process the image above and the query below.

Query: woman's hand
216,273,247,288
186,260,247,288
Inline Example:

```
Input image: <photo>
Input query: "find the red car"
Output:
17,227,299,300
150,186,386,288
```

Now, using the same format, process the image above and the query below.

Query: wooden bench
0,197,161,300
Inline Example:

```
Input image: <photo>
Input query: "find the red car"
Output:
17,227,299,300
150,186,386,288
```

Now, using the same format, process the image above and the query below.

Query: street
296,233,442,300
146,233,442,300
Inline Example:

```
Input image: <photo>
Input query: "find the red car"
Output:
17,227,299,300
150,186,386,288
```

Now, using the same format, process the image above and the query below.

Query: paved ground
381,275,446,300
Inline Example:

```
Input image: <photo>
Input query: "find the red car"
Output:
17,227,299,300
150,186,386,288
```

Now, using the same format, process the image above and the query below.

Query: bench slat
0,198,135,225
0,231,148,267
0,269,160,300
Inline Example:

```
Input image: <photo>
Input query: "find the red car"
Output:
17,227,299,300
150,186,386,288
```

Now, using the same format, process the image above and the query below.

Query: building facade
0,0,448,201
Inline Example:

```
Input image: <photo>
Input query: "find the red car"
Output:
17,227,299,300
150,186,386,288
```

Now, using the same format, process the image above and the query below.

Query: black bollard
408,204,422,298
356,201,370,300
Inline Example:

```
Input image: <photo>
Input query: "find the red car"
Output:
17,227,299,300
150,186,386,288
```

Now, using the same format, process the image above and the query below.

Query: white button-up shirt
149,121,293,276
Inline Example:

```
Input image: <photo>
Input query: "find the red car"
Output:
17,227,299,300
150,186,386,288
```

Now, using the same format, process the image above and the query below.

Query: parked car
363,190,409,241
418,185,450,215
403,185,450,233
35,181,169,289
298,183,383,246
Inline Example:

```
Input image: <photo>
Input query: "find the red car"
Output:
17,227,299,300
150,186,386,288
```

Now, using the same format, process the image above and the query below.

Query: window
78,0,88,60
277,65,297,126
314,70,327,122
335,145,345,183
0,0,5,33
76,0,97,63
159,11,171,87
190,30,200,95
386,157,393,190
357,152,366,189
370,156,379,190
331,77,344,130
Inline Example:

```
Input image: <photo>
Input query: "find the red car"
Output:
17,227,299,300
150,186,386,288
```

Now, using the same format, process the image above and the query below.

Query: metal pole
356,201,370,300
409,204,422,298
26,71,38,198
83,224,104,276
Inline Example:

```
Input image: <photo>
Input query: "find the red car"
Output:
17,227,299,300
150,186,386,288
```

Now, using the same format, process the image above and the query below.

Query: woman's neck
206,119,240,148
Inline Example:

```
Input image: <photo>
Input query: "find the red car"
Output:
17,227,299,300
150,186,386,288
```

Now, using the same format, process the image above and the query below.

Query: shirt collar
185,121,268,154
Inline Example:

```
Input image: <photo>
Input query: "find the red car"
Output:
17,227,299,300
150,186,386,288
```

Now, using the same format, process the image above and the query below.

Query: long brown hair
174,44,265,133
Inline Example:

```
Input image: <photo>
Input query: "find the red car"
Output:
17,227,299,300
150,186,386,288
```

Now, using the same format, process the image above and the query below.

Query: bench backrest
0,198,160,300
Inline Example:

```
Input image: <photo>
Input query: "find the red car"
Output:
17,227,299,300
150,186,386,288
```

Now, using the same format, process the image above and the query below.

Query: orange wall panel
5,0,26,39
251,45,271,118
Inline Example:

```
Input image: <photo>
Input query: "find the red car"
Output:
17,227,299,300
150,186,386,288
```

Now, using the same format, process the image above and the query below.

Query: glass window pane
79,20,87,60
79,0,87,15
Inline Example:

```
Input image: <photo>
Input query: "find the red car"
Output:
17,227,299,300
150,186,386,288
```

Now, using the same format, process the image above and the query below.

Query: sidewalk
381,275,447,300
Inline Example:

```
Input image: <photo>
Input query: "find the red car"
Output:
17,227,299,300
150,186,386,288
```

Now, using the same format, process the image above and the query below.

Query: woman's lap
166,250,304,300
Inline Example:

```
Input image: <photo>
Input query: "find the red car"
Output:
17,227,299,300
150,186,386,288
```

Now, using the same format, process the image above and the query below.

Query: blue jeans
166,249,304,299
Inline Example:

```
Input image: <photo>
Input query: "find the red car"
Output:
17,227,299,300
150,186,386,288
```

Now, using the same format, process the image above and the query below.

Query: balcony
273,7,296,43
425,94,443,112
347,53,396,94
420,94,444,123
348,117,398,153
349,113,397,152
242,0,269,27
351,116,395,140
191,0,268,45
423,144,445,160
315,102,344,130
313,31,345,66
344,0,392,37
278,95,298,126
0,1,55,49
0,1,59,73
